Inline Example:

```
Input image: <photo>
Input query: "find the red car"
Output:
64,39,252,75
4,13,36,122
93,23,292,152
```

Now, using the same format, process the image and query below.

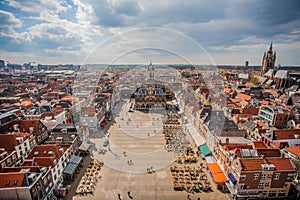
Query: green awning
199,144,212,156
63,162,78,175
63,155,82,175
69,155,82,165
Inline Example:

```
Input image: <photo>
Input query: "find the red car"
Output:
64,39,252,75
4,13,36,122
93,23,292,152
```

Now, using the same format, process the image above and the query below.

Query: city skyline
0,0,300,65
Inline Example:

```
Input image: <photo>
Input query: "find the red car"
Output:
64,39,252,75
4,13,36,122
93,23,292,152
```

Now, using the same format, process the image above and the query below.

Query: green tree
250,77,260,85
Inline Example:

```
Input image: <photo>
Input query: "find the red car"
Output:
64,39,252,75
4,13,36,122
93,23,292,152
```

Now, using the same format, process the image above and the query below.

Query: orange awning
207,163,222,174
207,162,228,183
212,172,228,183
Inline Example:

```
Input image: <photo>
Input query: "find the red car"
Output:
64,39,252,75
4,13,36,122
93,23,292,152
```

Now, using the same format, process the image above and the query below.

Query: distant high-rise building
0,60,4,69
261,42,276,76
245,61,249,70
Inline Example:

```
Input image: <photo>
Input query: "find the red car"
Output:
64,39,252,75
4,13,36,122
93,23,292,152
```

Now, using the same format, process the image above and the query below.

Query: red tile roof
241,108,259,115
235,93,252,101
12,119,41,133
0,172,25,188
27,144,65,159
284,146,300,158
22,157,56,167
272,129,300,140
224,88,232,93
261,100,270,105
222,144,252,151
240,157,295,171
244,82,254,86
268,89,277,95
256,149,281,157
251,142,267,149
0,134,19,152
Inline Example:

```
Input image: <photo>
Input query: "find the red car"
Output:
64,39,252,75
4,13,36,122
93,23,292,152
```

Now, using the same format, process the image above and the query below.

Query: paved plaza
73,100,230,200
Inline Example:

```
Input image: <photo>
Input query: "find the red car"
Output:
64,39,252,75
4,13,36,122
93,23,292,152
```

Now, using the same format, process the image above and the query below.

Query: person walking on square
128,191,133,199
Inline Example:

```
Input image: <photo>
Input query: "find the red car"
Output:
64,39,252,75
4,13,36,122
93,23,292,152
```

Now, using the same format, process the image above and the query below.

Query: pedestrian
127,160,131,166
128,191,133,199
130,160,134,165
187,194,192,200
123,151,127,157
150,166,155,173
118,193,121,200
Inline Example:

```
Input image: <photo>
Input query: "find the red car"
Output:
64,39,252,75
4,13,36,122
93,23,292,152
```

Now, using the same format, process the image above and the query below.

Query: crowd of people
75,159,104,196
163,112,188,153
170,163,212,193
162,111,213,194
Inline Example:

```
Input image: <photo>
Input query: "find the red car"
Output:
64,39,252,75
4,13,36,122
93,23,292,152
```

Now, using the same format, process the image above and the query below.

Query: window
253,173,259,180
265,182,270,187
263,191,267,196
258,182,264,189
13,180,18,185
274,173,280,180
240,175,246,181
12,154,16,161
278,192,286,197
7,158,11,165
267,174,272,179
239,184,245,189
261,174,266,180
1,162,6,168
269,192,277,197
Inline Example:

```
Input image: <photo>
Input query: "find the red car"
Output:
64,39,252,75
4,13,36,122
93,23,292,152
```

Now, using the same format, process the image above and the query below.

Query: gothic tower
148,61,154,79
261,42,276,76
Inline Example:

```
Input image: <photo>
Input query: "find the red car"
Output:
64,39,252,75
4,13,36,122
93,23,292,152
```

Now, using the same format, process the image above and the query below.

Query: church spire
268,41,273,52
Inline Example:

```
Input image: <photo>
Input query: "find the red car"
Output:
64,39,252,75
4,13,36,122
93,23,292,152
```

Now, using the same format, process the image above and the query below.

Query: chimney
226,137,229,144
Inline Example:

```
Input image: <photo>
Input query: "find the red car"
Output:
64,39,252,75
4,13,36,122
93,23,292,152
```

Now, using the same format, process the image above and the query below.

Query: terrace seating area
75,159,104,196
170,164,212,193
163,112,188,153
176,147,198,164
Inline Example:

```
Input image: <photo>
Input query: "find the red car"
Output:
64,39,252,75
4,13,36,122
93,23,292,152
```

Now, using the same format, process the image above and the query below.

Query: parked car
103,139,109,147
100,121,106,127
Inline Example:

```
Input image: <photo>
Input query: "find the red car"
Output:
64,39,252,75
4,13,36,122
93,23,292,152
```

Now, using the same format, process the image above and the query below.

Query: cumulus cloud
0,0,300,65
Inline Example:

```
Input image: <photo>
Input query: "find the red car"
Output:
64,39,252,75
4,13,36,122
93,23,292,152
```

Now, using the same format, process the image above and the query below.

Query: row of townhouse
216,141,296,199
0,166,54,200
0,119,48,170
0,121,82,199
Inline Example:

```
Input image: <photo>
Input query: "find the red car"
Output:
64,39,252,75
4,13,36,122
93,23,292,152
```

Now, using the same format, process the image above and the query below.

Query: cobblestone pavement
73,100,230,200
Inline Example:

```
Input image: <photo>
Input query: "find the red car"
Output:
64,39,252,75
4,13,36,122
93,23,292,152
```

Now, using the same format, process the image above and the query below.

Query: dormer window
6,180,10,185
13,180,18,185
34,151,39,155
48,151,53,155
43,150,47,154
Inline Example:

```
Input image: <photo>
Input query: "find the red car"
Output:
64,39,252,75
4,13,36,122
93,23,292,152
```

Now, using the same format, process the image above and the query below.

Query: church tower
261,42,276,76
148,61,154,80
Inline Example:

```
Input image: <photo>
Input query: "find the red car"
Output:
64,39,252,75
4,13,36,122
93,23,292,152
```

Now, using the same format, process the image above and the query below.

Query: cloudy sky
0,0,300,65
